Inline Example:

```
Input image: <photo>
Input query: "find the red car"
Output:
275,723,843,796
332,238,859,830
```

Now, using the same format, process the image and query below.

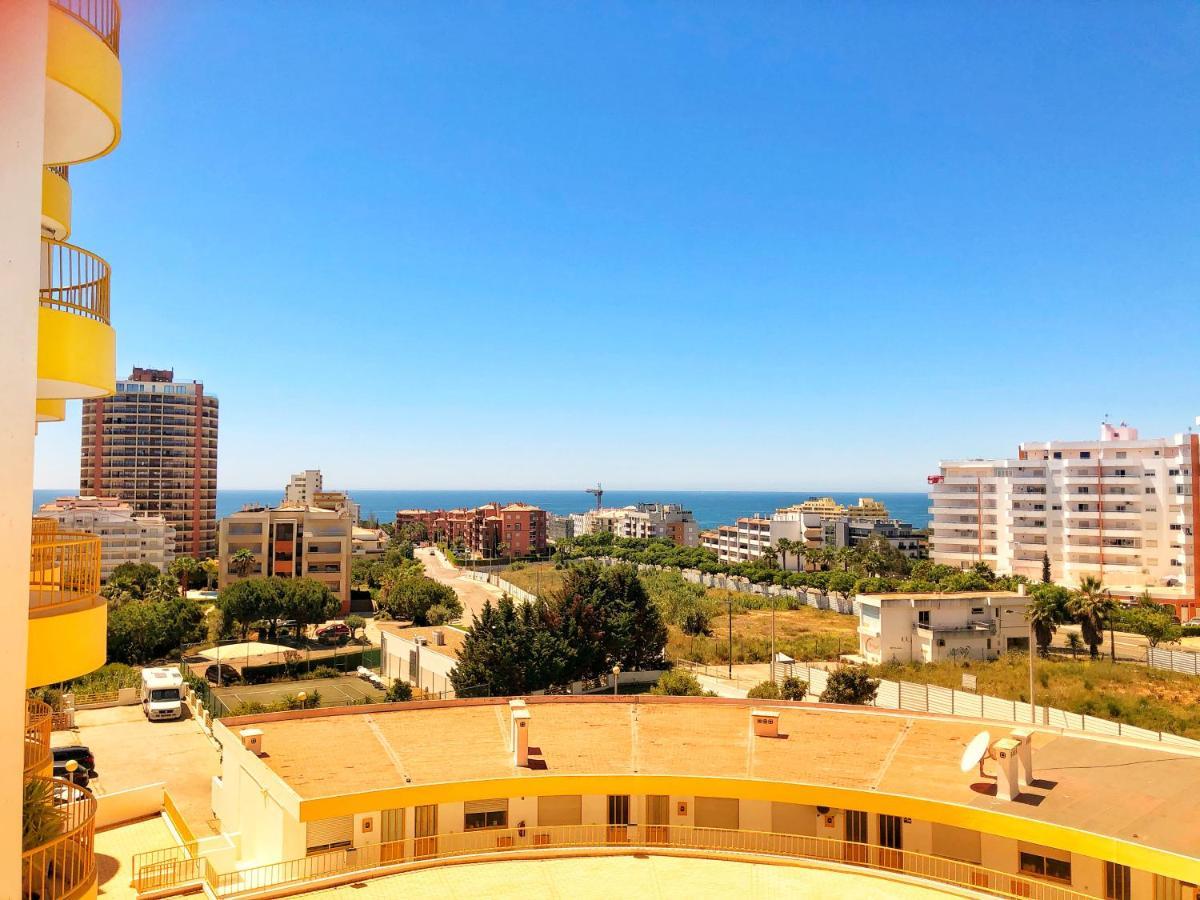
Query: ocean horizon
33,488,931,530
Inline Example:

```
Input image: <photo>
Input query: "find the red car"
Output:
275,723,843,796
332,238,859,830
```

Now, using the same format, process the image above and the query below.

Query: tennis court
213,675,385,712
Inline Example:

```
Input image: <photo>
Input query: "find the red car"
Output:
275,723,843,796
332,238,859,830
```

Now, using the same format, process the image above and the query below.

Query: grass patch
872,654,1200,739
672,606,858,665
498,562,565,598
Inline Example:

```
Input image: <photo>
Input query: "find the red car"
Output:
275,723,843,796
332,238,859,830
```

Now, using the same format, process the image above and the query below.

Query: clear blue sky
35,1,1200,491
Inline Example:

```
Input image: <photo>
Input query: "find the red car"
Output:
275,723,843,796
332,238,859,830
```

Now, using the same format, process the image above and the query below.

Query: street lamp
612,664,620,696
297,690,307,708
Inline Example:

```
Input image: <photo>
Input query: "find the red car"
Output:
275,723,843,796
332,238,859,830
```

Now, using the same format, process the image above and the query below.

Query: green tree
780,675,808,701
229,548,257,578
1026,584,1070,656
1065,631,1084,659
827,571,857,603
283,578,340,634
747,680,782,700
201,557,220,589
169,555,201,599
819,666,879,705
146,572,181,604
648,670,707,696
1123,605,1181,650
345,613,366,641
1041,552,1052,584
219,578,269,640
775,538,794,572
1068,576,1115,660
601,564,668,672
385,680,413,702
379,574,462,625
103,562,160,600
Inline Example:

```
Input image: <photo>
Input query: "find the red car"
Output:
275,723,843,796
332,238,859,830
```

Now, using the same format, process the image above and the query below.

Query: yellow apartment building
3,1,124,896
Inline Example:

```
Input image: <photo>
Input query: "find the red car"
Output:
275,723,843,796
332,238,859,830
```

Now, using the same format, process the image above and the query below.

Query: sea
33,489,931,530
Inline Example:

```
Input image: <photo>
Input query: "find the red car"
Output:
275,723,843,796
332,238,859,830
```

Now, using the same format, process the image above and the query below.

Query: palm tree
1068,576,1114,660
146,573,179,604
834,546,855,573
776,538,794,572
1065,632,1084,659
201,558,219,589
230,548,256,579
1026,592,1063,656
759,544,779,568
170,555,200,599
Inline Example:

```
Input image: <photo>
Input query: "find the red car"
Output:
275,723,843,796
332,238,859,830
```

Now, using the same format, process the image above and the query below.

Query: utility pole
770,596,777,685
1028,619,1036,725
728,598,734,680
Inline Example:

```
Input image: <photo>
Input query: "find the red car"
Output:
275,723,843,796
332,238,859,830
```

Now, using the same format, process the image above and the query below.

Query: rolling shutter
537,795,582,826
464,798,508,816
306,815,353,851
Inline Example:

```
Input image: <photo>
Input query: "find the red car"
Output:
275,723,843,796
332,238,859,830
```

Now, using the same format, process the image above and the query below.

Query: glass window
464,798,508,831
1105,862,1131,900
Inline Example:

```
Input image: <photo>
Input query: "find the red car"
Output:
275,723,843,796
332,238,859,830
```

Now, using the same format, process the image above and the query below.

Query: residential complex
192,695,1200,898
284,468,361,523
4,1,126,894
396,503,549,558
855,590,1032,665
37,495,175,579
219,504,354,613
700,497,924,568
81,367,219,557
930,422,1200,619
574,503,700,546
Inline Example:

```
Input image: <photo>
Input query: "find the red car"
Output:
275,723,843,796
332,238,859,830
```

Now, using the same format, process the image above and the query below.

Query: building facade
577,504,700,546
219,505,353,614
81,367,219,557
379,624,466,698
38,496,175,580
855,590,1030,665
396,503,549,558
930,422,1200,619
284,469,323,505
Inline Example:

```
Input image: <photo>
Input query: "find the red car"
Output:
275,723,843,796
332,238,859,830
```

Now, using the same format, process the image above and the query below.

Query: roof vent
240,728,264,756
751,709,781,738
433,629,445,646
512,709,530,767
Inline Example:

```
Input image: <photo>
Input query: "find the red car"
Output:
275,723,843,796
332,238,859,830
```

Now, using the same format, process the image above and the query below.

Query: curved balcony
27,526,107,689
42,166,72,240
25,700,54,778
21,777,98,900
38,238,115,401
36,398,68,425
45,0,122,165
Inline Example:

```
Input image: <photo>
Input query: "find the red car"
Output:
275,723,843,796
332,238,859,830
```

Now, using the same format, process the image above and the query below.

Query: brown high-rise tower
81,367,219,557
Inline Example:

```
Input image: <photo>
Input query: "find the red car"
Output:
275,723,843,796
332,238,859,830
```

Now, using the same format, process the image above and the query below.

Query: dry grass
873,654,1200,739
497,563,565,599
670,606,858,666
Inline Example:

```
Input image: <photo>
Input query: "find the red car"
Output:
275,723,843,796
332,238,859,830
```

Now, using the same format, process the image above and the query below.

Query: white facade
284,469,323,506
701,511,823,569
379,625,464,699
930,422,1198,606
38,496,176,580
579,504,699,546
856,591,1031,665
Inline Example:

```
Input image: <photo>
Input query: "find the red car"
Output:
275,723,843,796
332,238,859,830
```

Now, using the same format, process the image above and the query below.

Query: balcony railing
30,526,101,613
134,824,1091,900
40,239,110,324
24,700,53,777
21,777,97,900
47,165,70,182
50,0,121,55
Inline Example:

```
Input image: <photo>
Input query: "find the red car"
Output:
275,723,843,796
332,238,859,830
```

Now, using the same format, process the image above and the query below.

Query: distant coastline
33,488,931,530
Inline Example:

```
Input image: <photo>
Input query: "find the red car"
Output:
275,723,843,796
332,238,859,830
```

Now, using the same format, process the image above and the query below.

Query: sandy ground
303,855,959,899
416,547,506,623
54,705,222,836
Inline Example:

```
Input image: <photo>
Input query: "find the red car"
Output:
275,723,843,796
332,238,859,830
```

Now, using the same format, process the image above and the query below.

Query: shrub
819,666,879,705
385,681,414,702
747,681,781,700
780,676,808,701
649,670,706,696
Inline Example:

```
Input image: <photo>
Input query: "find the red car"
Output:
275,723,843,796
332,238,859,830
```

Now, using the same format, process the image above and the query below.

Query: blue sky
36,1,1200,491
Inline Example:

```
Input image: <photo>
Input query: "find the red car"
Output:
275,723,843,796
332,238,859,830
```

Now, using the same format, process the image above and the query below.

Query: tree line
1026,574,1180,659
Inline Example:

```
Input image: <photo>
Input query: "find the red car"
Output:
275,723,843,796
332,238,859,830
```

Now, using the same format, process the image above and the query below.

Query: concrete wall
95,783,165,829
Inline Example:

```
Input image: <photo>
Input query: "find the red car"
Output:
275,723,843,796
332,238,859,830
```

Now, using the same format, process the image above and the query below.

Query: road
415,547,506,624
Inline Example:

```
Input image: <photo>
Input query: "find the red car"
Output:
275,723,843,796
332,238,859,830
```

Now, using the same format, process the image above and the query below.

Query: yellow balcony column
27,526,107,689
0,2,51,892
38,238,116,400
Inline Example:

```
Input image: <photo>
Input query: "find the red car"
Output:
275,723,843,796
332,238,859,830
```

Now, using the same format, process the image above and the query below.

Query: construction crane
586,483,604,510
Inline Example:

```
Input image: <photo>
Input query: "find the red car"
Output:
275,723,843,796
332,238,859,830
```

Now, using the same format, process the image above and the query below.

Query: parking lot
52,705,222,836
212,675,385,713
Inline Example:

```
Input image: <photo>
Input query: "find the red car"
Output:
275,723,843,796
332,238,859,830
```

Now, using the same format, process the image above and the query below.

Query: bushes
819,667,880,705
385,681,413,702
240,649,378,684
378,574,462,626
649,670,709,696
229,690,322,716
747,681,781,700
746,675,809,701
67,663,143,694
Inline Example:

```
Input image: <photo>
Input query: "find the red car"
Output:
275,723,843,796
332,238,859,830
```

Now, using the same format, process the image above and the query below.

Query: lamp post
770,594,777,686
728,597,734,680
1028,619,1036,725
612,664,620,696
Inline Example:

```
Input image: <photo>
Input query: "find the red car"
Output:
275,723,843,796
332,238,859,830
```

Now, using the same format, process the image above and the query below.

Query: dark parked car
316,623,350,644
204,663,242,685
53,746,96,786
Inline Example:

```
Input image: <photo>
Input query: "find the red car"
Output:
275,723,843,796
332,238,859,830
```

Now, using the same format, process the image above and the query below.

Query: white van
141,666,184,721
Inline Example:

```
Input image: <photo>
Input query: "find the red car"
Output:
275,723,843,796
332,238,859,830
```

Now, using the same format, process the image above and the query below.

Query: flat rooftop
858,591,1025,604
229,697,1200,864
376,623,466,659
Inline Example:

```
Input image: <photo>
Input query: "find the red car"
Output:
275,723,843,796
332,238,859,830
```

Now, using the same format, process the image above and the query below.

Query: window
917,610,930,626
1106,862,1132,900
1019,850,1072,883
464,798,508,830
1146,487,1156,494
1053,452,1062,460
1081,451,1091,459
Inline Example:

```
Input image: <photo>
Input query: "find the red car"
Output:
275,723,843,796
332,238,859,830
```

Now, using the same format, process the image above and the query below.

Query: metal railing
21,778,97,900
39,238,111,324
50,0,121,55
136,824,1092,899
32,517,58,537
30,526,101,613
25,700,54,777
47,164,70,182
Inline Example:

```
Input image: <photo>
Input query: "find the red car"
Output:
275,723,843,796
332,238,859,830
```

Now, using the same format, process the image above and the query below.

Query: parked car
53,746,96,786
204,663,242,685
316,623,350,644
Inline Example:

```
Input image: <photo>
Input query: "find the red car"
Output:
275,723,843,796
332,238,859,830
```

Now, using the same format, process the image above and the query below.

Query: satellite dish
960,731,992,773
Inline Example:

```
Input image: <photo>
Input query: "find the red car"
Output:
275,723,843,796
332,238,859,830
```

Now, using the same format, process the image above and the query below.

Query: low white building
856,590,1031,665
578,504,699,547
37,496,176,580
352,526,388,557
379,623,466,699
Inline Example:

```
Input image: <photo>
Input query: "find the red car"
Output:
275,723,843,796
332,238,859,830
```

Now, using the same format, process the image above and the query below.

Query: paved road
415,547,505,624
54,705,221,835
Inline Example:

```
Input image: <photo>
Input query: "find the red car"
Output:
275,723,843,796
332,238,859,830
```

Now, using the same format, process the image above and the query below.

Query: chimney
433,629,445,646
751,709,781,739
508,699,527,752
240,728,264,756
1008,728,1034,788
512,709,530,766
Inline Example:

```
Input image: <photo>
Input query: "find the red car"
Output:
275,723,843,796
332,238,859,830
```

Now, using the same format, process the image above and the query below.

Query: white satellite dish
960,730,992,773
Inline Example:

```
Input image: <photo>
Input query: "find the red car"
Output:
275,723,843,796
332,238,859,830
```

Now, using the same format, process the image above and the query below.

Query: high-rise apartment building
219,504,354,614
578,503,700,546
81,367,219,557
3,1,126,893
38,496,175,580
284,468,322,505
930,422,1200,618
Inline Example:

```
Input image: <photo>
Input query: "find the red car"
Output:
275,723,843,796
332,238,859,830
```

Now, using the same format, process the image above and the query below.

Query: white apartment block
579,503,699,546
856,591,1031,665
930,422,1200,619
284,469,323,505
37,496,175,580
